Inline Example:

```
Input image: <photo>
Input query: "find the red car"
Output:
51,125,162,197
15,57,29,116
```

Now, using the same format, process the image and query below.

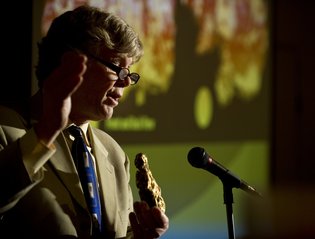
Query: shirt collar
67,122,90,147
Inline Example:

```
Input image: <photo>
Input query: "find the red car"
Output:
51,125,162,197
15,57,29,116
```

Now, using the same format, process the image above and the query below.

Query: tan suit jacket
0,105,134,238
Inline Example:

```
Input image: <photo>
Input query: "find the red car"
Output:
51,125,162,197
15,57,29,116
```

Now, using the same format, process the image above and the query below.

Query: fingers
130,201,169,239
129,212,143,238
151,206,169,230
134,201,159,238
43,50,87,98
60,51,87,95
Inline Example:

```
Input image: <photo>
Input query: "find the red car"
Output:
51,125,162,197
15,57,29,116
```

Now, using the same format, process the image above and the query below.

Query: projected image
38,1,270,238
41,0,269,143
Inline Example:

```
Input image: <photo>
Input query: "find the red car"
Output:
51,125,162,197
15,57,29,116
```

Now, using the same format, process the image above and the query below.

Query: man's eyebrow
109,57,120,62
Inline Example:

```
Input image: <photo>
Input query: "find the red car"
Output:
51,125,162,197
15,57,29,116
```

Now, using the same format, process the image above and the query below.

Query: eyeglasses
84,51,140,85
68,46,140,85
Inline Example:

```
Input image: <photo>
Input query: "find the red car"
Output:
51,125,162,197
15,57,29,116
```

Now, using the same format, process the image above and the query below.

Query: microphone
187,146,262,198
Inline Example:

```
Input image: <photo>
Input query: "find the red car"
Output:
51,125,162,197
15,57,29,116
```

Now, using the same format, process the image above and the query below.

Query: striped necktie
68,125,102,233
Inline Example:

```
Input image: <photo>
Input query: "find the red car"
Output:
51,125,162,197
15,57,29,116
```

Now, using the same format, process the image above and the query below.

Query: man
0,5,169,239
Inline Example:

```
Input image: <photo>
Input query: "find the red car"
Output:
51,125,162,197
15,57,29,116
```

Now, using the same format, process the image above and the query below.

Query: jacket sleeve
0,107,55,213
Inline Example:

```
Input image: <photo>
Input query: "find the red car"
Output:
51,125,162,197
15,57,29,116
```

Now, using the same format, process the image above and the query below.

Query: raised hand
34,51,87,146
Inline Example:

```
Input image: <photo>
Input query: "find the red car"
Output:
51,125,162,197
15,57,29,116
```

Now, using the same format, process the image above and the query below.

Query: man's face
69,50,135,124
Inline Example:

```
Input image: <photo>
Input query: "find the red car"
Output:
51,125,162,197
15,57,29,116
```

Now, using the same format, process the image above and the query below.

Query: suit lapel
49,132,87,209
48,126,119,229
89,126,118,228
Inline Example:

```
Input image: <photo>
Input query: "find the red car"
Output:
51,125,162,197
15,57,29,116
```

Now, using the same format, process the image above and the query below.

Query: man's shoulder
89,125,126,159
0,105,27,128
90,126,110,138
0,104,18,116
90,125,120,146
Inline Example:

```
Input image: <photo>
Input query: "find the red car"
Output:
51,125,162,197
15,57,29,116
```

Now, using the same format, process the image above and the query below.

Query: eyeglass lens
118,68,139,84
118,68,130,81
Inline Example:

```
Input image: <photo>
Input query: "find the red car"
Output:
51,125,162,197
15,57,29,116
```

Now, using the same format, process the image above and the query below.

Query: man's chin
100,108,114,120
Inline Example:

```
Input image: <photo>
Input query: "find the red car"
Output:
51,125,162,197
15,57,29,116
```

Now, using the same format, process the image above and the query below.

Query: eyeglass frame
69,46,140,85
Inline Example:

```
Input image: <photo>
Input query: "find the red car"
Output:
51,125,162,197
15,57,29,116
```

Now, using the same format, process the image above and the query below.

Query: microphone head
187,147,209,168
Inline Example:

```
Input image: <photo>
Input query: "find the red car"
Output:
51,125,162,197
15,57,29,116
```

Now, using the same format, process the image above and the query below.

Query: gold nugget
134,153,166,213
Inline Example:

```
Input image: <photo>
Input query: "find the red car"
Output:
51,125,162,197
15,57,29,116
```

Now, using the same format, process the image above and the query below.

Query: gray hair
35,4,143,88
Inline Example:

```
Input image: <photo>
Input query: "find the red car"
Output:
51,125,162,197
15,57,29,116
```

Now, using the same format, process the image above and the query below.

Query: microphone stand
222,182,236,239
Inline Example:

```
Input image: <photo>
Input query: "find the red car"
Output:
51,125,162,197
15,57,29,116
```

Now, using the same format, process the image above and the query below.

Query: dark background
270,0,315,188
